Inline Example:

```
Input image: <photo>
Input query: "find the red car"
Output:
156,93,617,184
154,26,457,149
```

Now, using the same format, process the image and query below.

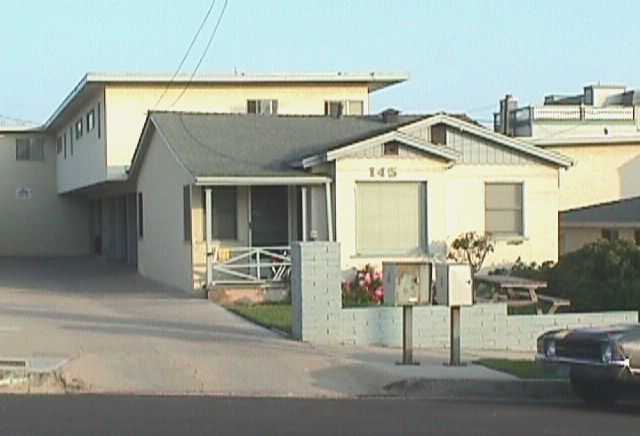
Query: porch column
301,186,308,242
205,188,213,285
325,181,334,241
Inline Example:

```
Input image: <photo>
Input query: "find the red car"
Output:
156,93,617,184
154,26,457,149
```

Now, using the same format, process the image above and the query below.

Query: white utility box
383,261,431,306
434,263,473,306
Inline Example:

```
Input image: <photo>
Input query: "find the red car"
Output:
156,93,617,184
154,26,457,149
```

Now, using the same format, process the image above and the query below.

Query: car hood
542,324,639,342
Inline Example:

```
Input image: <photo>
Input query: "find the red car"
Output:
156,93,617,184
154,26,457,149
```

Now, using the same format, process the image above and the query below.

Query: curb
383,378,574,401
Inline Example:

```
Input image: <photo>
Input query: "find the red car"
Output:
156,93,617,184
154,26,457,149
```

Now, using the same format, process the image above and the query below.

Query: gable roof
130,111,429,180
560,196,640,227
300,113,574,168
398,113,574,168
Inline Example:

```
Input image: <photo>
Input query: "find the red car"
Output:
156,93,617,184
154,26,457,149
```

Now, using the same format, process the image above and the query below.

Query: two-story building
0,72,406,261
494,84,640,254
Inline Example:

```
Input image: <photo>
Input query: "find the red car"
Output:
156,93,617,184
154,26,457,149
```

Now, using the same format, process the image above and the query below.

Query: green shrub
494,240,640,313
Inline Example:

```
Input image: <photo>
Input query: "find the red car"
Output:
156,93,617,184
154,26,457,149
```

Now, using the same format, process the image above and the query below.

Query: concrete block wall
291,242,343,344
291,242,639,352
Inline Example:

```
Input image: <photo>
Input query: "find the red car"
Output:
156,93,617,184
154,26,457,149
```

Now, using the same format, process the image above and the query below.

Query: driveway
0,257,512,396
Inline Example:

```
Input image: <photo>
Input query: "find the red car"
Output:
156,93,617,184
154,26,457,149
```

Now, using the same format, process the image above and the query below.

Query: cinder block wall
291,242,638,352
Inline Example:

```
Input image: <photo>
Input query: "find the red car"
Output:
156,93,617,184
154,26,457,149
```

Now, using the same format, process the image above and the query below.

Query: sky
1,0,639,125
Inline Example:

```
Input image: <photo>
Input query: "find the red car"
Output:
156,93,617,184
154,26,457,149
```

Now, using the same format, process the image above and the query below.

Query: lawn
226,304,292,335
474,359,567,380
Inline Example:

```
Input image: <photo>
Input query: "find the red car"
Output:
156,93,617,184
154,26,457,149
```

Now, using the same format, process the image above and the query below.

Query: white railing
531,105,635,121
208,246,291,286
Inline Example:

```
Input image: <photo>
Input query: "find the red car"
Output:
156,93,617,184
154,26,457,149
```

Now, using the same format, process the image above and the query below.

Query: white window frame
247,99,278,115
324,100,365,116
484,181,526,239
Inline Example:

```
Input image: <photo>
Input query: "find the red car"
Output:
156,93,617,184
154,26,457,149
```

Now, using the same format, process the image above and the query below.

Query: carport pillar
301,186,308,241
205,188,213,286
325,181,334,242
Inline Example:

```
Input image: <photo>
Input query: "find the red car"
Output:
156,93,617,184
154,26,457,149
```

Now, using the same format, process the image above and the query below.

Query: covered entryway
250,186,289,246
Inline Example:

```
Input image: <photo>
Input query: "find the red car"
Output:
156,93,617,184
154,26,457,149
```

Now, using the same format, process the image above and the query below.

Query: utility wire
169,0,230,108
153,0,218,109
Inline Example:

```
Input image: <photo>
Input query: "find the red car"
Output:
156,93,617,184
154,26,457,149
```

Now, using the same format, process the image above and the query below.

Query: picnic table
474,274,570,314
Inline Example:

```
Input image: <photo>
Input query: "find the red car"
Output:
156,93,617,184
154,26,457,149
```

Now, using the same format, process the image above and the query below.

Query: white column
301,186,308,242
205,188,213,285
325,181,334,241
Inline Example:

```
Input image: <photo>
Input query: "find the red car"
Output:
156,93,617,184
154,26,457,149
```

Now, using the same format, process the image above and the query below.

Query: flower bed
341,264,384,307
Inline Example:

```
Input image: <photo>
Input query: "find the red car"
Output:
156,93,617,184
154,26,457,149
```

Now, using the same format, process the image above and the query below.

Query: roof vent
381,108,401,123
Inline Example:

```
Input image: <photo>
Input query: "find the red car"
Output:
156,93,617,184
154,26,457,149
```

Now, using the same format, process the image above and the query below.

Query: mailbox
383,261,431,306
434,263,473,307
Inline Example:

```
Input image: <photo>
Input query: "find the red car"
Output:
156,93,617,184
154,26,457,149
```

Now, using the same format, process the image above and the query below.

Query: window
75,119,83,140
356,182,426,255
56,136,63,155
97,103,101,139
137,193,144,239
183,186,192,242
324,100,364,116
324,101,344,117
601,229,619,242
69,126,74,156
485,183,524,237
247,99,278,115
383,142,399,156
208,187,237,240
635,230,640,246
15,137,45,161
86,110,95,132
63,133,68,159
346,100,364,116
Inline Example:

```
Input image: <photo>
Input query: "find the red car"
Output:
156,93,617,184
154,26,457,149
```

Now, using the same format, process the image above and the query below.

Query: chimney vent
381,108,401,123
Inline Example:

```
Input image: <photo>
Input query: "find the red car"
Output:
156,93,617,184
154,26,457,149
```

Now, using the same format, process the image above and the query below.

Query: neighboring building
494,84,640,254
560,197,640,254
130,111,572,291
0,72,406,259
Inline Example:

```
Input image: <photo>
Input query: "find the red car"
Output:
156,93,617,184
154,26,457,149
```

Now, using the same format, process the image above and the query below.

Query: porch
190,176,334,290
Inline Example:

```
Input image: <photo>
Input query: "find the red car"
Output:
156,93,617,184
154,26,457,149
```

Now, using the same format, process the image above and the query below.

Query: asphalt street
0,395,639,436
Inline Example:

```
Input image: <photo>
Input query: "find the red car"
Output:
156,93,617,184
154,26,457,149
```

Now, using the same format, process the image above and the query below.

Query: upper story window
15,137,45,162
485,182,524,237
75,119,83,140
324,100,364,117
247,99,278,115
383,142,400,156
56,136,63,155
86,110,95,132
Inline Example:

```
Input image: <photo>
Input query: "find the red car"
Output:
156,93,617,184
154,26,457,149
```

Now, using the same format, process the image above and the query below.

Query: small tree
448,231,494,275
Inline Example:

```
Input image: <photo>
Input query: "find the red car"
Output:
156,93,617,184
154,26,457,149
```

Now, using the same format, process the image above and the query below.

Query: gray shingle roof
149,112,427,177
561,197,640,224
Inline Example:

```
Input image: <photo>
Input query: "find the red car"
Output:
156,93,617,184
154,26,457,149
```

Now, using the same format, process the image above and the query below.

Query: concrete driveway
0,257,513,396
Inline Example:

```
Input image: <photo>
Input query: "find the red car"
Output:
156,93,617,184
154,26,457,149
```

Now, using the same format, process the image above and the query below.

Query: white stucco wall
55,89,107,193
0,132,90,255
334,154,560,271
136,129,194,292
549,143,640,211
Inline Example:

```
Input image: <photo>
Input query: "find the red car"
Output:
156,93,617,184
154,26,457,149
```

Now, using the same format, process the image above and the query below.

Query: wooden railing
208,246,291,286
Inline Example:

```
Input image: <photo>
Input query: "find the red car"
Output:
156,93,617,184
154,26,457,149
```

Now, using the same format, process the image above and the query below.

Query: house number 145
369,167,397,178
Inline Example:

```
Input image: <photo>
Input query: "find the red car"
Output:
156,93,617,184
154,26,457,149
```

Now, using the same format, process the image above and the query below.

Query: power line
153,0,218,109
169,0,230,108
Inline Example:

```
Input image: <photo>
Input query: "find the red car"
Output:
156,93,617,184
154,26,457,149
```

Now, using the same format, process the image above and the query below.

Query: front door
250,186,289,246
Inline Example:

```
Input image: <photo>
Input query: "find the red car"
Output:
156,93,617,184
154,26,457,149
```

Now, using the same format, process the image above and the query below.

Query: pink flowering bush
342,264,384,306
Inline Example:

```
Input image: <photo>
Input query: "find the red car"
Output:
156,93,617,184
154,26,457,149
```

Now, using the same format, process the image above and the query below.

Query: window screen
211,187,237,240
485,183,523,236
356,182,425,255
347,100,364,115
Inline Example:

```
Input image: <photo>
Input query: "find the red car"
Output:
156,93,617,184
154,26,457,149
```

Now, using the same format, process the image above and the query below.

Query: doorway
250,186,289,246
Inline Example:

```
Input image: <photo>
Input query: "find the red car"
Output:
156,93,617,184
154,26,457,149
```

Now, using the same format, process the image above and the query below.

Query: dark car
536,324,640,404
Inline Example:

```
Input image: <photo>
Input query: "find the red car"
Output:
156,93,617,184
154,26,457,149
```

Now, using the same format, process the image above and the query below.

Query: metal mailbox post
383,261,431,365
434,263,473,366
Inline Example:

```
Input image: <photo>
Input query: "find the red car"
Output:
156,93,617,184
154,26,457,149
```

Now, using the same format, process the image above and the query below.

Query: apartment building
0,72,406,260
494,84,640,254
